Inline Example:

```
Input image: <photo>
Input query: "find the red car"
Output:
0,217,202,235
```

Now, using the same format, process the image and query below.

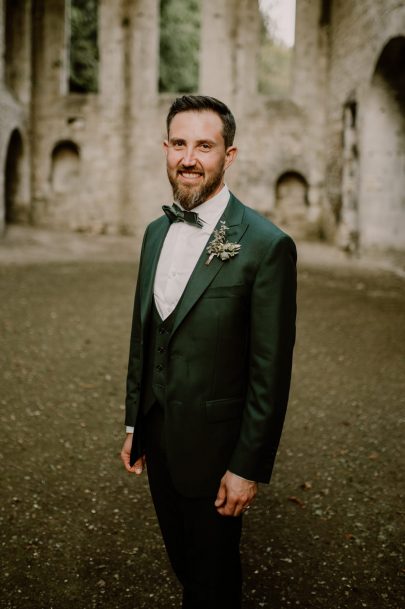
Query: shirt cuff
126,426,135,433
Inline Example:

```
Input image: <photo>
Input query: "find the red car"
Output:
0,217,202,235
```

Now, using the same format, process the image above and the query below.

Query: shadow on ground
0,231,404,608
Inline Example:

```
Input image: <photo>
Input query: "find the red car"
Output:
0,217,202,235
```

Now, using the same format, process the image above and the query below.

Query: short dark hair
166,95,236,149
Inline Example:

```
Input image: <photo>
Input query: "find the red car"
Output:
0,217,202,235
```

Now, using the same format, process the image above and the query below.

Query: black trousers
143,404,243,609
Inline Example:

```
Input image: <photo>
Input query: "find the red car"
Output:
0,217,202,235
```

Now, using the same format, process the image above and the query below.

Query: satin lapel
140,218,170,328
169,195,248,340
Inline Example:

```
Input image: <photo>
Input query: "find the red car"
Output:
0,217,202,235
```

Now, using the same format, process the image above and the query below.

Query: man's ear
163,140,169,156
224,146,238,171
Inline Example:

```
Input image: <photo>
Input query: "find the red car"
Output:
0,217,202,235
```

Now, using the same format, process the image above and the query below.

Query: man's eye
172,142,185,149
200,143,211,151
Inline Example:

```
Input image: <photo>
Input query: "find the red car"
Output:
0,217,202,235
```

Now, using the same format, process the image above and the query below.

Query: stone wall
0,0,404,251
324,0,405,249
289,0,405,250
0,0,33,233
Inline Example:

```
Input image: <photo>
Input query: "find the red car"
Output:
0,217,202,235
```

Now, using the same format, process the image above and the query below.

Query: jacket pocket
203,284,246,298
205,397,244,422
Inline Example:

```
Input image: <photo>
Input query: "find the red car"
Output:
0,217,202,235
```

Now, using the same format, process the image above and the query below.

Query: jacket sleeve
228,233,297,482
124,226,149,428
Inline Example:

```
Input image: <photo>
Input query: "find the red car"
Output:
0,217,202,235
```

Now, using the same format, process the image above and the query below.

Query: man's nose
181,147,197,166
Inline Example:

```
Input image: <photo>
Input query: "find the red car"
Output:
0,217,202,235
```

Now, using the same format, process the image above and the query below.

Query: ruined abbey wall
1,0,404,251
293,0,405,249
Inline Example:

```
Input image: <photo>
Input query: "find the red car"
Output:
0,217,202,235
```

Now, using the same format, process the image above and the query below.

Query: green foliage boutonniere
205,221,241,266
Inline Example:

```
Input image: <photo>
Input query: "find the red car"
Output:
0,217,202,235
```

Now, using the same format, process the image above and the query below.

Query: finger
217,495,239,517
133,456,144,476
235,503,249,517
125,456,144,475
214,481,227,507
120,449,132,472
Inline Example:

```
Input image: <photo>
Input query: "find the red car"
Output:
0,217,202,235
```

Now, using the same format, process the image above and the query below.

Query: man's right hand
120,433,145,475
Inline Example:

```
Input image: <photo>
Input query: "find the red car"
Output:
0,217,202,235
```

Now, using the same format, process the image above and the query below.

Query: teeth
181,172,201,179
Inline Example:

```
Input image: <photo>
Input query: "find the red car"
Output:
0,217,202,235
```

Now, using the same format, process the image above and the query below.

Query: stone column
199,0,237,105
123,0,161,233
233,0,261,115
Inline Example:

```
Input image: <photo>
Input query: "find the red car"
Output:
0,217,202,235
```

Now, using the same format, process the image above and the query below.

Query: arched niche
5,129,24,224
275,171,309,238
51,141,81,194
359,37,405,249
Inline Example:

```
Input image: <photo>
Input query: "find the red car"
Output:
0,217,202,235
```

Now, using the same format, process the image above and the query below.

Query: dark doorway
5,130,24,224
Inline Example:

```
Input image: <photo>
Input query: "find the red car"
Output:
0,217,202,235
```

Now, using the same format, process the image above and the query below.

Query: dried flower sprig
205,222,241,266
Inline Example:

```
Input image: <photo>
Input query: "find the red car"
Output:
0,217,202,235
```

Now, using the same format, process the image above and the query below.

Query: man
121,95,297,609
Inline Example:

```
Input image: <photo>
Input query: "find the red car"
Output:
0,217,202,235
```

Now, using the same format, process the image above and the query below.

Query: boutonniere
205,221,241,266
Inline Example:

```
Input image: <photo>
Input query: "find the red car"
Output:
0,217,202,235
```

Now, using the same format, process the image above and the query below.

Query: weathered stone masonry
1,0,404,251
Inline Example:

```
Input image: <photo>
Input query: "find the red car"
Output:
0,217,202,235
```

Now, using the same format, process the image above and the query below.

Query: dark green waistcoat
141,301,177,415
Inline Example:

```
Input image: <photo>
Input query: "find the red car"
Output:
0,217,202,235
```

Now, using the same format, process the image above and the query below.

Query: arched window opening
159,0,201,93
359,36,405,248
69,0,99,93
5,130,24,224
275,171,309,236
258,0,295,96
338,99,360,252
51,141,81,194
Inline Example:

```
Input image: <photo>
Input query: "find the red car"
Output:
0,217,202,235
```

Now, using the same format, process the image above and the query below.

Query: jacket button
158,346,165,353
156,364,163,372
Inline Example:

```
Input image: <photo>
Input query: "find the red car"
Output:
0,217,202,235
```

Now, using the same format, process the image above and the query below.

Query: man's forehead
168,110,224,139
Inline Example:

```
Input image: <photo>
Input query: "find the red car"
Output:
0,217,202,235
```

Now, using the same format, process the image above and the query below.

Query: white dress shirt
154,185,230,319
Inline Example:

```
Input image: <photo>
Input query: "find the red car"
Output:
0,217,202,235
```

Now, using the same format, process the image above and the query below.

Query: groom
121,95,297,609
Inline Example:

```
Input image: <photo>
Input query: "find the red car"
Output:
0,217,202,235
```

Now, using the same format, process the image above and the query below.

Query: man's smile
177,170,204,183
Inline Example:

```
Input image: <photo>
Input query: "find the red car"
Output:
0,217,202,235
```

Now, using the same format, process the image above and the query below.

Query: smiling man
121,95,297,609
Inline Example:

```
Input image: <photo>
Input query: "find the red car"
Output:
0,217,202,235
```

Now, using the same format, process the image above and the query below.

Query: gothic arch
359,36,405,249
51,141,81,194
275,171,309,237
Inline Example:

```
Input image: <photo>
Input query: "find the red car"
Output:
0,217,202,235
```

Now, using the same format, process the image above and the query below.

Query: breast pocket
203,284,246,299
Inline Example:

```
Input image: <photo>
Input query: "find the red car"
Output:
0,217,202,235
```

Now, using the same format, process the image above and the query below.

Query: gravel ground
0,229,404,609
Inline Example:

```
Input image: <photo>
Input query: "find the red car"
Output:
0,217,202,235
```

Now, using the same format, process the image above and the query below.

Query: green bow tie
162,203,204,228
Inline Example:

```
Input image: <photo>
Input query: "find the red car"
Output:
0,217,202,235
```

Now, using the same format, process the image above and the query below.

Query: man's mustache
176,166,204,175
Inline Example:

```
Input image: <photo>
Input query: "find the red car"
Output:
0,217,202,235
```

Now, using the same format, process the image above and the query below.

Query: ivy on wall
69,0,99,93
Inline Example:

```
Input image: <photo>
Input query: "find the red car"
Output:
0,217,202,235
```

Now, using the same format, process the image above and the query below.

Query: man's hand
120,433,145,475
214,470,258,517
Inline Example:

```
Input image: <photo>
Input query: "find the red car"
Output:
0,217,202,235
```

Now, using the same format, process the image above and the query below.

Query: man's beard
168,165,225,210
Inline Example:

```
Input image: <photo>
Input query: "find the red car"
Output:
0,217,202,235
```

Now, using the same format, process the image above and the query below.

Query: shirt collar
176,185,230,228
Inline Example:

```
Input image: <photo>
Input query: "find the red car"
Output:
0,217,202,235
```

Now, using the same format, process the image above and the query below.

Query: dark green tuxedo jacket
125,193,297,497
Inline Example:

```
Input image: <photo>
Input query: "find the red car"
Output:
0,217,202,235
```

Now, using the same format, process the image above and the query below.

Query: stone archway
4,129,24,225
275,171,309,239
359,37,405,249
51,141,81,194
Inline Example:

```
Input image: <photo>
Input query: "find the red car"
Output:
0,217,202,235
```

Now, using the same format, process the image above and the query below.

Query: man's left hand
214,471,258,517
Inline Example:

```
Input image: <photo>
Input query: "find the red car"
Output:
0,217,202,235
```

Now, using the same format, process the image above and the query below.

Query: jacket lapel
169,194,248,340
140,218,170,328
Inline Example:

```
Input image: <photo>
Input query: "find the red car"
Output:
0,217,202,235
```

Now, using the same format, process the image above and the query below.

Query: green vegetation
67,0,292,97
258,21,293,97
69,0,99,93
159,0,200,93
